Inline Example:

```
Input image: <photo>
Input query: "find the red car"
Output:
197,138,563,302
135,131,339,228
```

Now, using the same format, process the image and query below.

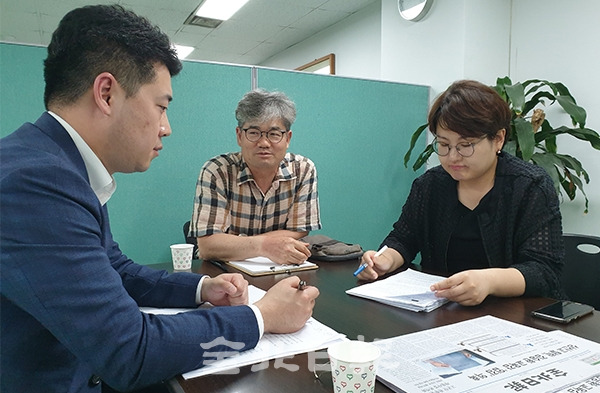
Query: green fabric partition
1,42,429,264
257,68,429,253
0,44,46,133
108,61,252,264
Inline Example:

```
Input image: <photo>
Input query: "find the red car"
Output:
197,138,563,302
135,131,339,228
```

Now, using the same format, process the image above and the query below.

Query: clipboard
226,256,318,277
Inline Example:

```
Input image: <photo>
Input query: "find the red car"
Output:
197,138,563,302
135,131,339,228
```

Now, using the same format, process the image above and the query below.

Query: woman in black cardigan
357,80,564,305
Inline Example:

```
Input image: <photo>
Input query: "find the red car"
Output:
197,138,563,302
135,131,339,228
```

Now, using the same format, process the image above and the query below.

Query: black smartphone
531,300,594,324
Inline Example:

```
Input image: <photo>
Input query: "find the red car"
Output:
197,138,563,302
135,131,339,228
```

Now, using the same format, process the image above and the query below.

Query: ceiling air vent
184,14,222,29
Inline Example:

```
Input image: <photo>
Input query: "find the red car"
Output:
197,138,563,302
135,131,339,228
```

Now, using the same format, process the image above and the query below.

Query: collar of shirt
237,153,295,186
48,111,116,205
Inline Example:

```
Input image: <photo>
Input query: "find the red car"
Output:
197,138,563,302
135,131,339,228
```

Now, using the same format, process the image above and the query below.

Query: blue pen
353,245,388,276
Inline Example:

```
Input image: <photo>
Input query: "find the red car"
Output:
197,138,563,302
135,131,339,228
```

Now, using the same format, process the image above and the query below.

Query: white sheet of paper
228,256,317,274
140,285,345,378
346,269,448,312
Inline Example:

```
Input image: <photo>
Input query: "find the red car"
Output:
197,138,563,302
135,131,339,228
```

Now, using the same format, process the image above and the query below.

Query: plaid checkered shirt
190,152,321,237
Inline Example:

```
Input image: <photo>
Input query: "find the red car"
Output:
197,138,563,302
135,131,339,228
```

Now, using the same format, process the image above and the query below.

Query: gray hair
235,89,296,129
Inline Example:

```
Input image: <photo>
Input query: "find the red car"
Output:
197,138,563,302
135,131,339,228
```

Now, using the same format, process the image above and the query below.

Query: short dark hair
44,4,182,109
428,80,512,142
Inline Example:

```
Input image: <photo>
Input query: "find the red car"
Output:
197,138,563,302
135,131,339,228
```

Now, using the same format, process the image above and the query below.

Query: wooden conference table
152,259,599,393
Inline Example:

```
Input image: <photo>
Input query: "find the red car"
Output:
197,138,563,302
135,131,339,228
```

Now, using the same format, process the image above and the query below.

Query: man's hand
254,276,319,333
196,232,311,265
259,236,311,265
201,273,249,306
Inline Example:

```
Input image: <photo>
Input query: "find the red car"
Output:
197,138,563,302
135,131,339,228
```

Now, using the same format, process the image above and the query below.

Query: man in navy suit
0,5,319,393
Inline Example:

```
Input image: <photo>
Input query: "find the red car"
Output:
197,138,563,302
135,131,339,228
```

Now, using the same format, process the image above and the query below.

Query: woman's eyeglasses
433,135,487,157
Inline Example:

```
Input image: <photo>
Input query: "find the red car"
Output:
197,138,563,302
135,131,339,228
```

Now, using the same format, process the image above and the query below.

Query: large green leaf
523,80,556,100
493,77,511,100
553,82,575,99
566,172,589,213
537,126,600,150
556,153,589,183
522,91,556,115
531,152,590,212
496,76,512,86
560,168,589,212
565,127,600,149
403,123,428,168
522,79,544,90
544,135,557,154
531,153,562,194
514,117,535,161
524,79,558,96
533,120,553,144
505,83,525,113
560,173,577,201
503,140,517,156
411,145,434,172
556,95,587,126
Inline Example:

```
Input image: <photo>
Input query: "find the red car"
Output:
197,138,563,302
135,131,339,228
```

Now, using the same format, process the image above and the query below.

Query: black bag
301,234,364,262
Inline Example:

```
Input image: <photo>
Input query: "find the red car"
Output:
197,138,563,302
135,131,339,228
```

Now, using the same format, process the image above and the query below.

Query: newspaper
346,269,449,312
373,315,600,393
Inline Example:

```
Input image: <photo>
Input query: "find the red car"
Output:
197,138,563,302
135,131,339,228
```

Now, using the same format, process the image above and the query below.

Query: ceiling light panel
195,0,250,21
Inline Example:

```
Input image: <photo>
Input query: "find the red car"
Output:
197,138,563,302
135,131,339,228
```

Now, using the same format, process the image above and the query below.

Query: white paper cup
328,340,381,393
170,244,194,270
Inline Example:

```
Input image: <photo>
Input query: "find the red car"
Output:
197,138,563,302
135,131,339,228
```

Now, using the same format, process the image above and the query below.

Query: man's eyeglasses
242,127,288,144
433,135,487,157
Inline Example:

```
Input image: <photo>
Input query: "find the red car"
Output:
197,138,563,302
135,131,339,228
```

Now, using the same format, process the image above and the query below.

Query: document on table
345,268,449,312
226,256,318,276
372,315,600,393
140,285,345,379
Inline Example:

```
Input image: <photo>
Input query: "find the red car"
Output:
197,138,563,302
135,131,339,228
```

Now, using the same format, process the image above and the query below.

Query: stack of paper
346,269,448,312
227,256,318,276
183,316,344,378
141,285,345,378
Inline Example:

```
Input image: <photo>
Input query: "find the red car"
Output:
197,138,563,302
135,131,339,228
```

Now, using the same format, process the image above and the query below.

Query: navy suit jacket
1,113,260,392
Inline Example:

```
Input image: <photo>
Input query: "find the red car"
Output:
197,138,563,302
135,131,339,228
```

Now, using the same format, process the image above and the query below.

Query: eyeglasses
242,127,288,143
433,135,487,157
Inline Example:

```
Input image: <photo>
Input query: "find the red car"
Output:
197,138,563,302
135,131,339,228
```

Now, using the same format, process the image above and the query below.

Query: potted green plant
403,77,600,213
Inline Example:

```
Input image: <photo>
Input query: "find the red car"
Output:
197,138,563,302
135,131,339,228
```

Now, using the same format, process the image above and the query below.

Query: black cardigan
383,152,565,299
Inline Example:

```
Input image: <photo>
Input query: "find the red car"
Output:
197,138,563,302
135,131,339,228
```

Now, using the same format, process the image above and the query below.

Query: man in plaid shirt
189,89,321,265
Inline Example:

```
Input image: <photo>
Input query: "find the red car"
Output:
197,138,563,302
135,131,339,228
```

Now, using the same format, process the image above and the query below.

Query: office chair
182,221,199,259
561,233,600,310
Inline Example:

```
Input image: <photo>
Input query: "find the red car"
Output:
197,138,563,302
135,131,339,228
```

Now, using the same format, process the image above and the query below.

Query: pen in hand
353,245,388,277
298,280,307,291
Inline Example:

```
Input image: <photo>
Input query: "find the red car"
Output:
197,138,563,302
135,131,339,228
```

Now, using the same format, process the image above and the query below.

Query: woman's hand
430,268,525,306
430,270,491,306
356,247,402,281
